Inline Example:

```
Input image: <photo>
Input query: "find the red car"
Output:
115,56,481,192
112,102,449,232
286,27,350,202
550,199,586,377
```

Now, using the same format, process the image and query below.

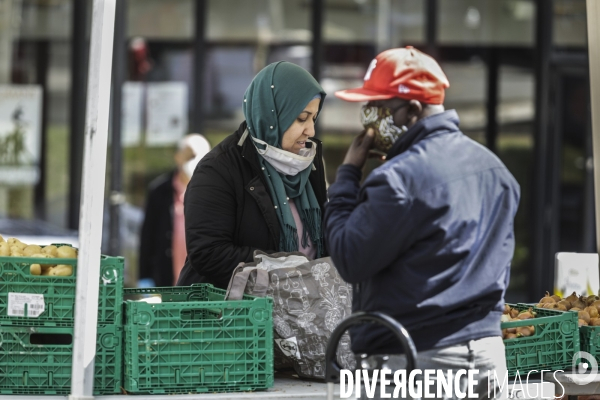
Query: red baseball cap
335,46,450,104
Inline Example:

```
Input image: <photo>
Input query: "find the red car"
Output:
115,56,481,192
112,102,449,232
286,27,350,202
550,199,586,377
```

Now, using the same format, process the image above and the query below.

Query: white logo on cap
364,59,377,81
398,84,410,93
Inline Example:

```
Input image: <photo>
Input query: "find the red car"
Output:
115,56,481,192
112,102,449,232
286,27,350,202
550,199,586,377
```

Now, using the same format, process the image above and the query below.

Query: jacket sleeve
138,186,159,280
184,164,256,285
324,164,418,283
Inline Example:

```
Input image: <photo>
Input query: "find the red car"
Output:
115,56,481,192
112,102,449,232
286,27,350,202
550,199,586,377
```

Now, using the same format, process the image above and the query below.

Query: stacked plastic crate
502,303,580,376
123,284,275,394
0,246,124,395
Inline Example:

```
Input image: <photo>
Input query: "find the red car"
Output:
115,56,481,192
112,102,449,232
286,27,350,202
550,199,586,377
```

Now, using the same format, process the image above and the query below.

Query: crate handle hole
30,333,72,345
181,309,222,321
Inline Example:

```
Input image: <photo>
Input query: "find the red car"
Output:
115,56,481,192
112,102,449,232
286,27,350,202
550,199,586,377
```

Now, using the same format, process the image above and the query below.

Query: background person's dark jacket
139,170,176,287
324,110,520,354
177,121,328,289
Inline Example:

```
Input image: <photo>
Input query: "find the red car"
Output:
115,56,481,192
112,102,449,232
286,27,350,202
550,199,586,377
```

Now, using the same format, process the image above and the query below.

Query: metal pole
532,0,553,301
0,0,14,84
69,0,116,398
425,0,438,58
68,0,89,229
485,49,498,154
586,0,600,255
34,40,49,220
192,0,206,134
311,0,323,82
376,0,391,53
109,0,125,256
311,0,324,137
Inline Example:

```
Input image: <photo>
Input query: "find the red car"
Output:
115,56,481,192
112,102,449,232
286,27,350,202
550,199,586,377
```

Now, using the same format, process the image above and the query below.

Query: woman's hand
343,129,379,169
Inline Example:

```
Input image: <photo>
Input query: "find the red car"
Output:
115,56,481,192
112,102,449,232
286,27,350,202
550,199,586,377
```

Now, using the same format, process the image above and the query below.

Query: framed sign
145,82,188,146
0,85,42,185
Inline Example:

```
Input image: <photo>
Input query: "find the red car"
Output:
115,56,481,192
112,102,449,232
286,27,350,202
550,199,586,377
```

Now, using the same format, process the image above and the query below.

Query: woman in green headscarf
177,62,328,288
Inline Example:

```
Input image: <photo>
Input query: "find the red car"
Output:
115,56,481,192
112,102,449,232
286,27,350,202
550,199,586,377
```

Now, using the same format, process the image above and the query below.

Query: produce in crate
28,253,57,276
23,245,42,256
536,291,600,326
10,246,23,256
501,304,536,339
0,237,76,276
7,238,27,250
42,244,58,257
56,245,77,259
50,265,73,276
29,263,42,276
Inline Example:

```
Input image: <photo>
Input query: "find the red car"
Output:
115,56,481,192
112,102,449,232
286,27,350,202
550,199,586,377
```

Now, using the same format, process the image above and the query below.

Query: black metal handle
324,311,417,383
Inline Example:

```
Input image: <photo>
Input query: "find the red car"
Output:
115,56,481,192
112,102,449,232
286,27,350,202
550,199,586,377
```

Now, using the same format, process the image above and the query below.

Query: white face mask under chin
183,156,201,178
251,136,316,176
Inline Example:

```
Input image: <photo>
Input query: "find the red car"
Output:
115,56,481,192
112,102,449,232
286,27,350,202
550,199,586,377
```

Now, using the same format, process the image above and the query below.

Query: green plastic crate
579,326,600,361
0,324,123,395
123,284,274,394
502,303,580,376
0,250,124,326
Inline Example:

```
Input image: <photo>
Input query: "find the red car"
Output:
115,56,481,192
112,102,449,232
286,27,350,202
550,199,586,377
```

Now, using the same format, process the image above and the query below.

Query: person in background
324,47,520,399
177,61,328,289
138,134,211,287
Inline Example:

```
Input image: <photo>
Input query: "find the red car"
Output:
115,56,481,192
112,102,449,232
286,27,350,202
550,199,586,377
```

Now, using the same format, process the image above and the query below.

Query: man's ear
408,100,423,119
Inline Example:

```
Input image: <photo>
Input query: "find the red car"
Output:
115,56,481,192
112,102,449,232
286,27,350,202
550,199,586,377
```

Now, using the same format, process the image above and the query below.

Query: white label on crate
7,293,45,317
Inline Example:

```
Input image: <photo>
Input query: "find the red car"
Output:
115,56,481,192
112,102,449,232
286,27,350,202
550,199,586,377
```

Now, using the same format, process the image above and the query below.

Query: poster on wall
121,82,144,147
0,85,42,185
145,82,188,146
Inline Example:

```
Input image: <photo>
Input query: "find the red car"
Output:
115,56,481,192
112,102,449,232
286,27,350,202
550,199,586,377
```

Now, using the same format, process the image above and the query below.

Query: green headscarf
243,61,326,257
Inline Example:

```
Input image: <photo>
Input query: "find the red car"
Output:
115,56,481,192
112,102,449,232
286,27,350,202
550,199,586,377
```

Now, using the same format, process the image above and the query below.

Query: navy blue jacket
324,110,520,354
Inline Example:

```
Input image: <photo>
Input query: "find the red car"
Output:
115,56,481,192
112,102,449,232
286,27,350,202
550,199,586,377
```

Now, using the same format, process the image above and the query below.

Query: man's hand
343,129,376,169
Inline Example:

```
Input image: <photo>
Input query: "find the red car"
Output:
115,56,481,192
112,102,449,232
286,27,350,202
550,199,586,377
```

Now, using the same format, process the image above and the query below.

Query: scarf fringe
300,207,323,259
279,208,323,259
281,223,299,254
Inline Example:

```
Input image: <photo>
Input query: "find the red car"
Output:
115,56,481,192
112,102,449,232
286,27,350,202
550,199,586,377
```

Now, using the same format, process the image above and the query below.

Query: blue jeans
356,336,508,400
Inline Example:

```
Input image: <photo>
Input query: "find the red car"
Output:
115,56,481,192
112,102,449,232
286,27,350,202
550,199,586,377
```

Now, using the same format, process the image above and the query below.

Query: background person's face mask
183,156,201,178
360,105,408,152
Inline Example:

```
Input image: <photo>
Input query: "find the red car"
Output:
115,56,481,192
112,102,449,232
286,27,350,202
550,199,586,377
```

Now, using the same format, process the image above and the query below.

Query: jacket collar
386,109,461,159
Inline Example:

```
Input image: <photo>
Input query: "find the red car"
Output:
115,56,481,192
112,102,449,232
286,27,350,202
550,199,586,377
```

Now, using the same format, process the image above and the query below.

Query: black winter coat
177,121,328,289
139,171,177,287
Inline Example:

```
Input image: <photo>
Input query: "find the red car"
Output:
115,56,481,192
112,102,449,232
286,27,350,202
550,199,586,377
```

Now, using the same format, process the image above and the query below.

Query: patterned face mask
360,105,408,152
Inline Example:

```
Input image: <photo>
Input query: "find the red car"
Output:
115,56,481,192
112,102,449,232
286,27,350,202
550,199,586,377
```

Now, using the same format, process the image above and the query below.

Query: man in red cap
324,47,520,399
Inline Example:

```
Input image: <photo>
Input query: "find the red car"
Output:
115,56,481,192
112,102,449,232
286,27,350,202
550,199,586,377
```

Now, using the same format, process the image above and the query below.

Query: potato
56,246,77,259
31,253,50,258
0,242,9,256
50,264,73,276
30,264,42,276
10,246,24,257
42,245,58,257
7,238,27,249
0,234,5,242
30,253,56,268
23,245,42,257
